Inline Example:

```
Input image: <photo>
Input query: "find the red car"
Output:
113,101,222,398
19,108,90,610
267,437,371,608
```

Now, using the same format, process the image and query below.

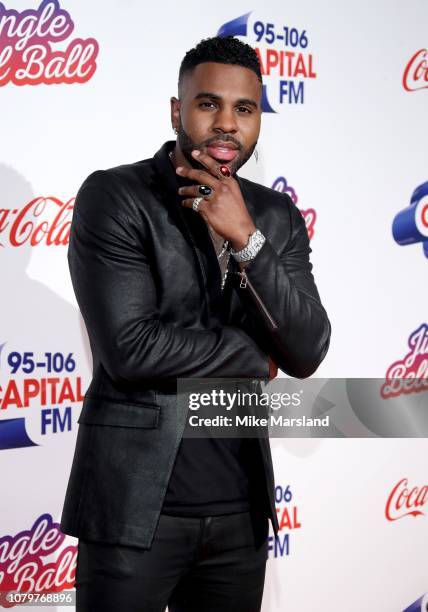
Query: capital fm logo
217,12,316,111
0,514,76,607
385,478,428,522
272,176,317,239
268,484,301,559
0,0,99,86
381,323,427,399
392,182,428,259
0,342,85,450
404,593,428,612
403,48,428,92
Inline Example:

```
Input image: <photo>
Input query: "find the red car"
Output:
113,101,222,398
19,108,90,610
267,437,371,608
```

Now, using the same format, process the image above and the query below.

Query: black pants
75,510,268,612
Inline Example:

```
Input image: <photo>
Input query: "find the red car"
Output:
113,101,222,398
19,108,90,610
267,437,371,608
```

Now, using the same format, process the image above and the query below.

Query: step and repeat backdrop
1,1,427,610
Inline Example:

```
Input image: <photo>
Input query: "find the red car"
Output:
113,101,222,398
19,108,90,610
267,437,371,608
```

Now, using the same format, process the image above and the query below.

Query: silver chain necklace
217,239,230,259
207,225,231,291
219,250,231,291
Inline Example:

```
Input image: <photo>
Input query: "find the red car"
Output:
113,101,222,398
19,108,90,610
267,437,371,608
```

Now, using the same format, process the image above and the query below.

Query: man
60,36,331,611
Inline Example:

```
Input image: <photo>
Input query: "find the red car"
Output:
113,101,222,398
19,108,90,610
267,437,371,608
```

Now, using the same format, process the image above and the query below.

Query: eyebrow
194,92,259,109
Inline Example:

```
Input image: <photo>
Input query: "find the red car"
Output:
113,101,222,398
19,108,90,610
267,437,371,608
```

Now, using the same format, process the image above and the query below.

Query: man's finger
178,185,214,198
176,166,218,188
191,150,222,177
191,150,233,180
180,197,209,214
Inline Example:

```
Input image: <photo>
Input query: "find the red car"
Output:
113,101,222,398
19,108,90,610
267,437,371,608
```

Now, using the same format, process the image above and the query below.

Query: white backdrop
1,1,427,610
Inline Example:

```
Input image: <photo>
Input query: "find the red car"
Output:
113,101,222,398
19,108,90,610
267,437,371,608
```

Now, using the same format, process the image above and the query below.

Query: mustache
202,135,242,150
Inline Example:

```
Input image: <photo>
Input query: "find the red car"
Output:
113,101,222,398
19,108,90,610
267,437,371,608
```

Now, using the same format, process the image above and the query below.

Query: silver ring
192,197,204,212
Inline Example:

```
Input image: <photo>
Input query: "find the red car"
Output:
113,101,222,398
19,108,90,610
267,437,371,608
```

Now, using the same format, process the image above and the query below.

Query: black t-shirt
161,437,253,516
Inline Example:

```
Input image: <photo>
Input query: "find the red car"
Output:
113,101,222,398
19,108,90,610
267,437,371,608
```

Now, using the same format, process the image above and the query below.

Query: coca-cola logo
0,197,74,247
385,478,428,521
403,48,428,92
0,514,76,607
381,323,428,398
0,0,99,87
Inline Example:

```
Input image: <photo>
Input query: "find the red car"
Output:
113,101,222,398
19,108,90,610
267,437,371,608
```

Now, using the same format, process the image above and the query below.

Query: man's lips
205,140,240,162
206,144,239,162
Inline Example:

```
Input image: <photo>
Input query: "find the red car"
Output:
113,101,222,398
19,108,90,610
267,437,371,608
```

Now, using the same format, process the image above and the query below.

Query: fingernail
192,150,200,157
176,166,183,173
178,187,183,194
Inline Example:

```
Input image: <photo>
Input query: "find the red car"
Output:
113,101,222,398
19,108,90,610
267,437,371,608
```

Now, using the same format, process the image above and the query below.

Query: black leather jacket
60,140,331,549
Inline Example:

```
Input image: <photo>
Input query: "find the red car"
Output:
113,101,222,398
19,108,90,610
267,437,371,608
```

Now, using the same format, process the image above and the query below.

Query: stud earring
173,127,178,135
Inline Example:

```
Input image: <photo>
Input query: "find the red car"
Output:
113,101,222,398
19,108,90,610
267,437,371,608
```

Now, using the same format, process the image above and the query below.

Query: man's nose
212,107,238,133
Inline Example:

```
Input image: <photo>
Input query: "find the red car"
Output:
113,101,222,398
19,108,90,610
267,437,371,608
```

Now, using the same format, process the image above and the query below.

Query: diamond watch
230,229,266,262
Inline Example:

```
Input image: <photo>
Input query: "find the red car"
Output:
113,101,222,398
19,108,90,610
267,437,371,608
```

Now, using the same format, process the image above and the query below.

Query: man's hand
176,149,256,252
269,356,278,380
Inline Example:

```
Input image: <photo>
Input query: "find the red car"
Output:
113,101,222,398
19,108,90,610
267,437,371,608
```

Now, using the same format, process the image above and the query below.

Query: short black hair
178,35,262,93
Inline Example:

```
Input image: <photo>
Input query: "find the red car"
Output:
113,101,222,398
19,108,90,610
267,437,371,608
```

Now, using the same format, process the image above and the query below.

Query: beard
176,122,257,176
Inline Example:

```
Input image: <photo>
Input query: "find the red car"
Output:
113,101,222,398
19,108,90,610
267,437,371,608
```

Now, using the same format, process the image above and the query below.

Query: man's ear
170,97,181,131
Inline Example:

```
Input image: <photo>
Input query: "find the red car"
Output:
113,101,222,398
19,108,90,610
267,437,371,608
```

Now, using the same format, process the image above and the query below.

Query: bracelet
230,229,266,262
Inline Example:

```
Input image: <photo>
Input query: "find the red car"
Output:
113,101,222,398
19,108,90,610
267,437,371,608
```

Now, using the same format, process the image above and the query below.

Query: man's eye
199,102,216,108
237,106,251,113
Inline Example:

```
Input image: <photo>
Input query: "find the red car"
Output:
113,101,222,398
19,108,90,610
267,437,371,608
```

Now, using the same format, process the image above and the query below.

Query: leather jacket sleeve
68,172,270,383
237,194,331,379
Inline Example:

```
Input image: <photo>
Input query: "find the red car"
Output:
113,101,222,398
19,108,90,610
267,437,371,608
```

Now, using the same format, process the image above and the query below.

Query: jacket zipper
236,271,278,330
